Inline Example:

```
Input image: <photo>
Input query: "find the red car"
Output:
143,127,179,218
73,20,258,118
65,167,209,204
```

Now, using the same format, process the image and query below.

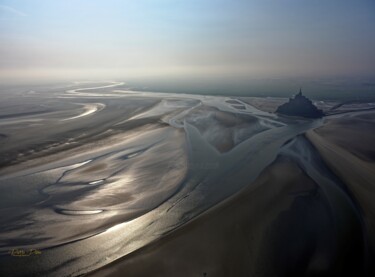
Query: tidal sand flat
307,111,375,273
1,1,374,276
0,82,373,277
89,155,364,277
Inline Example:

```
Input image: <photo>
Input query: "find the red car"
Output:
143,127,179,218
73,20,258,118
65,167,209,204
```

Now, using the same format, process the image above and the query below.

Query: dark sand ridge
307,111,375,274
308,113,375,162
88,156,365,277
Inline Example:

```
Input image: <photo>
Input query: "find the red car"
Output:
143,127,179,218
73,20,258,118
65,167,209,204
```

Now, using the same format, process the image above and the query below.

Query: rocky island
276,89,324,118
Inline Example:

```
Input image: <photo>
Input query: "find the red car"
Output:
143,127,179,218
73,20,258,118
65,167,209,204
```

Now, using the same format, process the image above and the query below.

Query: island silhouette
276,89,324,118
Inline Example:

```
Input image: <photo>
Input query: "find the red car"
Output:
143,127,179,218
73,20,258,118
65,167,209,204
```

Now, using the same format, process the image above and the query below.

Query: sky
0,0,374,96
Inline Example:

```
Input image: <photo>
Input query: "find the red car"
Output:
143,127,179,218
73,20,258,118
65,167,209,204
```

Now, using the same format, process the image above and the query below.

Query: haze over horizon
1,0,374,96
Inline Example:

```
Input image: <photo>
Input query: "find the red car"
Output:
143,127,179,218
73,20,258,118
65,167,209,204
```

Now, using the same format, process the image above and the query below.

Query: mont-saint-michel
276,89,324,118
0,1,374,277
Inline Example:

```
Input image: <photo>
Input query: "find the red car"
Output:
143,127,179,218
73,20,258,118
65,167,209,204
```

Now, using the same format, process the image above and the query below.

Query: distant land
2,76,374,102
122,76,375,101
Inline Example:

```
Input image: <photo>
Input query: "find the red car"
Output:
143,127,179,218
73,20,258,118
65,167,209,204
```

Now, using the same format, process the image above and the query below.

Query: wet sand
89,156,364,277
307,111,375,272
0,123,188,250
0,82,372,277
308,113,375,162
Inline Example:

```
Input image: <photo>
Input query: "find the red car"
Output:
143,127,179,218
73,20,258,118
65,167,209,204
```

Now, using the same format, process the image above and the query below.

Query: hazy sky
1,0,374,85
